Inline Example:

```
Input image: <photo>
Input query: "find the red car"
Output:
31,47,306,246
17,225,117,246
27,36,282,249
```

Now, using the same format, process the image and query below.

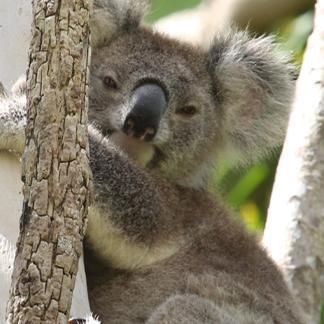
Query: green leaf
226,164,270,208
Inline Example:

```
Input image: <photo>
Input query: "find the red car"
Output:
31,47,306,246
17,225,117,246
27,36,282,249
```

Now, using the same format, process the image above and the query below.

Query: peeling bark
6,0,92,323
263,1,324,323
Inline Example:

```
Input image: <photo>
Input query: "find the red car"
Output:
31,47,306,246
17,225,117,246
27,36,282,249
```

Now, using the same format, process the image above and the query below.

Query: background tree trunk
6,0,92,322
263,1,324,323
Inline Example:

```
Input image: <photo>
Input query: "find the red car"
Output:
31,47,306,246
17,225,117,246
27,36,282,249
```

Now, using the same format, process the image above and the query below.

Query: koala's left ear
91,0,148,48
208,30,295,163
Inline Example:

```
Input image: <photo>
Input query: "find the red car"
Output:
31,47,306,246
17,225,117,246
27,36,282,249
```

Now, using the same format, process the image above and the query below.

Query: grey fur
91,0,148,48
0,0,302,323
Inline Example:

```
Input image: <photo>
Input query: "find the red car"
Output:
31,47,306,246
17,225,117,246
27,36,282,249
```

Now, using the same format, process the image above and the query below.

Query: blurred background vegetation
146,0,314,233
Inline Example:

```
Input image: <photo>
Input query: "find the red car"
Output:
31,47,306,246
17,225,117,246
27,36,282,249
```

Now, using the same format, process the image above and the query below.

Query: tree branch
154,0,315,47
6,0,92,322
233,0,315,33
263,1,324,323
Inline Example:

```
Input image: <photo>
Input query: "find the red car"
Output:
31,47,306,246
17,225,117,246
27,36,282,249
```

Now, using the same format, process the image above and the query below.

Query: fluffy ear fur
208,30,295,163
91,0,148,48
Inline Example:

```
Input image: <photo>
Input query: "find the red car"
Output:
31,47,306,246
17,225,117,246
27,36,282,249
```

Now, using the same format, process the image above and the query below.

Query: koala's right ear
91,0,148,48
207,30,295,164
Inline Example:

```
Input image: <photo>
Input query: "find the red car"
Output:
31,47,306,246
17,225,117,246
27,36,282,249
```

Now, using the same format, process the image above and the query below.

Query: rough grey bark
263,1,324,323
6,0,92,323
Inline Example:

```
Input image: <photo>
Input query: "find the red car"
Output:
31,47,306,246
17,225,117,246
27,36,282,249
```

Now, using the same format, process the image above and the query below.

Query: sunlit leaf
240,201,263,231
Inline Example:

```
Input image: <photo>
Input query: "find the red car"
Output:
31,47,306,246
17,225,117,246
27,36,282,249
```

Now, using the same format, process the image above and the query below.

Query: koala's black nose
123,83,167,142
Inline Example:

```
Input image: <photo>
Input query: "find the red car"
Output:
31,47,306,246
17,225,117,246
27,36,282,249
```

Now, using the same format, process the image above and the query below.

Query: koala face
89,29,224,183
89,2,294,187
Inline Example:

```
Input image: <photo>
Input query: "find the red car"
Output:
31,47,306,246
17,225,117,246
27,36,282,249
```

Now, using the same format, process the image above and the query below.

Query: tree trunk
263,1,324,323
6,0,92,322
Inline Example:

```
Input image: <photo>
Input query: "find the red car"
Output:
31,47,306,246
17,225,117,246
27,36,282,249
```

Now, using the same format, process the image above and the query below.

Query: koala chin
0,0,304,323
109,131,155,167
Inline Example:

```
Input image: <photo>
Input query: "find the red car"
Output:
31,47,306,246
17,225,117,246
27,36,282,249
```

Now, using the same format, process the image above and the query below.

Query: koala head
89,0,294,187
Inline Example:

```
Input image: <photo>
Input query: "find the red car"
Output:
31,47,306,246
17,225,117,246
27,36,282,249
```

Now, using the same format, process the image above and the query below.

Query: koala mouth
109,130,157,167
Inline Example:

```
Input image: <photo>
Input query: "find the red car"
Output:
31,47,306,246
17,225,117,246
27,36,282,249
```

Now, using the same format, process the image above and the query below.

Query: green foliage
147,1,314,231
146,0,201,23
213,158,277,231
226,164,270,208
276,10,314,63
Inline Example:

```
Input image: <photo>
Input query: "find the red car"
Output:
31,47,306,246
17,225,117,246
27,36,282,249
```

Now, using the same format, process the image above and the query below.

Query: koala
0,0,303,323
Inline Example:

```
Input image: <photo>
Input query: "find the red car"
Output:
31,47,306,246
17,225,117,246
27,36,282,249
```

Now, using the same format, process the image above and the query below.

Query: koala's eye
103,75,118,90
176,105,198,117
